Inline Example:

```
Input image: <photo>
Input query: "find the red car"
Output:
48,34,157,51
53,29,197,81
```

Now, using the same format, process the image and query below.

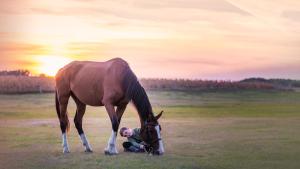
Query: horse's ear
155,111,163,120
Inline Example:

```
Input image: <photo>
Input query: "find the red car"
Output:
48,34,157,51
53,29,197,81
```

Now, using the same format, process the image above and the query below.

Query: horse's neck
137,103,154,127
130,82,154,124
122,69,154,126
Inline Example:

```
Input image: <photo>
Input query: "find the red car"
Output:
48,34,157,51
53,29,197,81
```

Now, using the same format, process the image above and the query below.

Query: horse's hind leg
72,93,93,152
56,91,71,154
103,102,118,155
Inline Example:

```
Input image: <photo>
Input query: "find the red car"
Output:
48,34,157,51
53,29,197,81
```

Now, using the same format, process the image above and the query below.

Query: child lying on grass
119,127,146,153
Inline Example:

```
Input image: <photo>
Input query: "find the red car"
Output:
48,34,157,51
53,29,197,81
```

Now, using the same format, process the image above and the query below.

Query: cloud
65,42,110,59
0,42,48,70
23,0,251,23
146,58,224,67
0,42,49,56
282,10,300,22
130,0,251,15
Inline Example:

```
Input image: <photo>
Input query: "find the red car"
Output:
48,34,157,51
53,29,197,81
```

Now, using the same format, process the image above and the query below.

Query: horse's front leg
104,103,119,155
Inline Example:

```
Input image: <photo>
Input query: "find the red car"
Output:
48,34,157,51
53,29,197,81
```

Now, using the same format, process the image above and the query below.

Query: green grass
0,90,300,169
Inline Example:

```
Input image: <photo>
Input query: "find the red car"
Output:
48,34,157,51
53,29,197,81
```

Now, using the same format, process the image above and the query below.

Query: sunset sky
0,0,299,79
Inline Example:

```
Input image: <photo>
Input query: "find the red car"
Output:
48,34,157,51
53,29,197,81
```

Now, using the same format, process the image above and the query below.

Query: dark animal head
140,111,164,155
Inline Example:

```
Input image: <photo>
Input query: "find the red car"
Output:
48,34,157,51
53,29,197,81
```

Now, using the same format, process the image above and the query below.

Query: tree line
0,70,299,94
0,70,30,76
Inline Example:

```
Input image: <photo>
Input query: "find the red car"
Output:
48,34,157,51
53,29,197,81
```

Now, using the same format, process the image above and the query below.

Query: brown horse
55,58,164,155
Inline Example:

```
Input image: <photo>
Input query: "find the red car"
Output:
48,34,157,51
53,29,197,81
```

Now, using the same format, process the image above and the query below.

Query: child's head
119,127,133,137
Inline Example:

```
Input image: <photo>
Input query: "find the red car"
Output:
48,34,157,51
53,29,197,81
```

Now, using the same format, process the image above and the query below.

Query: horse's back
55,58,129,106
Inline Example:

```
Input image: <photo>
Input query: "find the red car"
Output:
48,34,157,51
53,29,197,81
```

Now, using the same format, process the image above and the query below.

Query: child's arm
128,137,144,148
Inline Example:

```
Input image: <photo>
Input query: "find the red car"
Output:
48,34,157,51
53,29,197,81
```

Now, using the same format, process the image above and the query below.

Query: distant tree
240,77,268,83
0,70,30,76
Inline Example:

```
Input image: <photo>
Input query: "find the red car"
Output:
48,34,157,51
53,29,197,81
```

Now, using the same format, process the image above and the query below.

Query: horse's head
141,111,164,155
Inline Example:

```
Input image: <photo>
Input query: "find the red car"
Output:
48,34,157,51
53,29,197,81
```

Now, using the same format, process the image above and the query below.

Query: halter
143,121,162,154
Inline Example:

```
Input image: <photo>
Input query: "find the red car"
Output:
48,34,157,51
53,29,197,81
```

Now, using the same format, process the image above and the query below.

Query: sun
36,56,72,77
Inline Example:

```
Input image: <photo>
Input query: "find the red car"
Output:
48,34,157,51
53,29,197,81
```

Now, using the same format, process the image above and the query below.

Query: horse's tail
55,90,70,133
55,90,60,119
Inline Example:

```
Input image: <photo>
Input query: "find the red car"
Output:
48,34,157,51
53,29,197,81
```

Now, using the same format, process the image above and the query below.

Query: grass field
0,90,300,169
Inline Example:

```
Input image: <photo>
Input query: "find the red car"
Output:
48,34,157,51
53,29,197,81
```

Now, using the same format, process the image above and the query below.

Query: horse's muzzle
153,150,164,156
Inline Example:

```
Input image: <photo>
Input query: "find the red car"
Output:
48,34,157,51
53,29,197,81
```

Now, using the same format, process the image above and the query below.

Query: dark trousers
122,142,145,153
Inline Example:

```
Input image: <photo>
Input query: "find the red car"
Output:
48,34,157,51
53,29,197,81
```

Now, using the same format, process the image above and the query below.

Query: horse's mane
122,67,153,122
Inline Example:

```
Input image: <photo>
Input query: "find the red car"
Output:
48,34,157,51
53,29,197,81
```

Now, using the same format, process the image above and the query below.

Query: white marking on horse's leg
104,130,118,155
155,125,165,154
80,133,93,152
62,133,70,153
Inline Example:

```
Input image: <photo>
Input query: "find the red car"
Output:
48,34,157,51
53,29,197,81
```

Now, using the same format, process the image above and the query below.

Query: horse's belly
74,90,104,106
70,79,104,106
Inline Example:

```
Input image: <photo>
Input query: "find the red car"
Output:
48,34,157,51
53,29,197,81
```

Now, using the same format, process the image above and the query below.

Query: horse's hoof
63,148,70,154
85,148,93,153
104,150,117,155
